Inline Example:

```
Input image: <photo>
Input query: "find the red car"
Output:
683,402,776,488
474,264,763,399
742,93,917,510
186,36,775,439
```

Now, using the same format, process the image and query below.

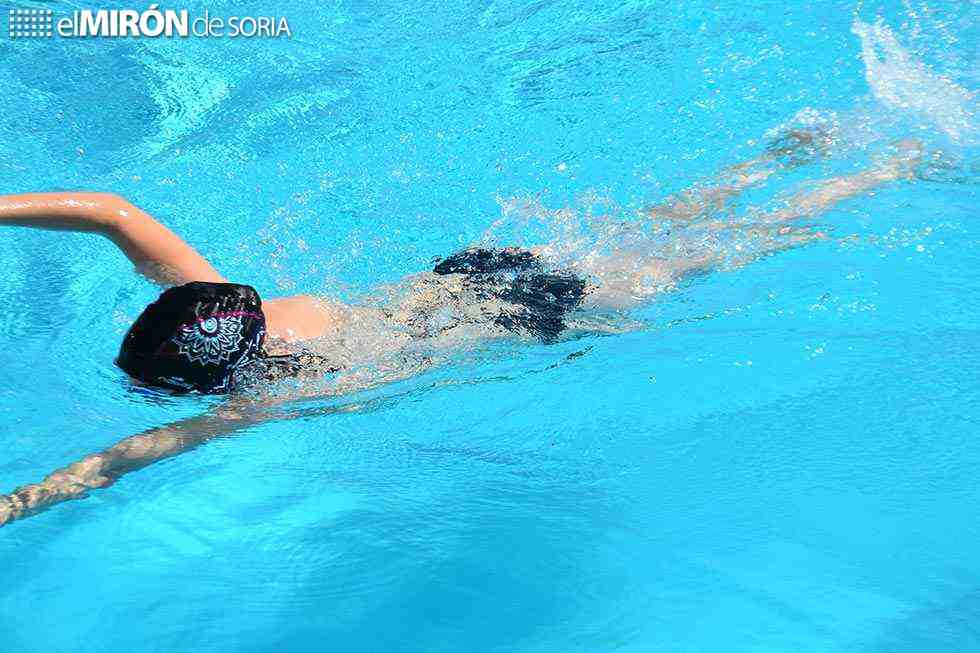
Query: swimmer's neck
263,295,348,343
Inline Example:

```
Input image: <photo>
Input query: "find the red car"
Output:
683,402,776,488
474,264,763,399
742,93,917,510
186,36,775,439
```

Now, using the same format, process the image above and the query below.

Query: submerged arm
0,362,439,528
0,400,276,528
0,192,226,285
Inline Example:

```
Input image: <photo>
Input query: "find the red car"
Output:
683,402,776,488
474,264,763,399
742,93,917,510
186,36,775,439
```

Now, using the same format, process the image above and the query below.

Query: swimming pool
1,0,978,650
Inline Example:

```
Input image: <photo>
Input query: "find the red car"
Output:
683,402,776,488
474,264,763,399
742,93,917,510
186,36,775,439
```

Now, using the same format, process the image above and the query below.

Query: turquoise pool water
1,0,978,650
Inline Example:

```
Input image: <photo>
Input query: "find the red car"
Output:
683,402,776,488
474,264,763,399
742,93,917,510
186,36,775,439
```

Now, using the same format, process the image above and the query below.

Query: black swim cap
116,282,266,394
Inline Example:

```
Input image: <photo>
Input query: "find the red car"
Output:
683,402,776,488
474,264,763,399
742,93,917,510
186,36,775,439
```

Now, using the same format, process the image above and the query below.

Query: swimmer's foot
915,148,959,183
893,140,978,185
871,138,924,182
763,127,834,168
716,127,833,191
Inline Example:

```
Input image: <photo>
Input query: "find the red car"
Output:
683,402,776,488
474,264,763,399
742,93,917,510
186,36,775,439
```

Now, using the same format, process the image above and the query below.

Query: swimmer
0,134,923,527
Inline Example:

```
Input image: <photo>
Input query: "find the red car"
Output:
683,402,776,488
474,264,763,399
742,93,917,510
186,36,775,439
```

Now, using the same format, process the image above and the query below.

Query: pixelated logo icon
8,8,53,39
5,7,292,40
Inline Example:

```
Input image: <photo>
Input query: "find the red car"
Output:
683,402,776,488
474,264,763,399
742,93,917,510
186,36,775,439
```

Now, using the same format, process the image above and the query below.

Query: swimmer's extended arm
0,192,226,285
0,400,271,528
0,367,423,528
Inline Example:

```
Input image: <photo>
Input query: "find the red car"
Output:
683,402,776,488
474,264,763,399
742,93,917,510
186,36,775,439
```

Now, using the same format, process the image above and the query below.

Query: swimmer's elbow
98,193,133,215
93,193,136,229
92,192,128,204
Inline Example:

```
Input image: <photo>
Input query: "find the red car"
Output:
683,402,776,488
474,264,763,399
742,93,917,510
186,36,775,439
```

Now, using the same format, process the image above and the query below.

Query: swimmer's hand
0,454,112,527
0,402,274,528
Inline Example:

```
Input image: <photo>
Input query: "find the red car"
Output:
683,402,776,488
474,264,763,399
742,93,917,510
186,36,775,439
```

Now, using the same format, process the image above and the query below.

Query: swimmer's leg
645,129,832,222
754,139,922,224
581,137,910,311
661,225,831,277
573,253,676,310
665,139,922,272
644,154,778,222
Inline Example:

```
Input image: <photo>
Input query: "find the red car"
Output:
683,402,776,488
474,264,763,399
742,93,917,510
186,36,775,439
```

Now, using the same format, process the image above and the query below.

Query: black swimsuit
431,247,589,342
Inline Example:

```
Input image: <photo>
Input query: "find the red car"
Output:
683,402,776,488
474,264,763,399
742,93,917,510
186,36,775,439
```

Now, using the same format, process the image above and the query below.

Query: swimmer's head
116,282,267,394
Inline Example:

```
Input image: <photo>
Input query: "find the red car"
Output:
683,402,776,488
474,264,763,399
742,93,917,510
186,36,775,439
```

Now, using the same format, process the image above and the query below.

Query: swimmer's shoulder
264,294,346,342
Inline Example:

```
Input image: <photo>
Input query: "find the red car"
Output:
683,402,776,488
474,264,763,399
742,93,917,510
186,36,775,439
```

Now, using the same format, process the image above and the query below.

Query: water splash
852,18,979,144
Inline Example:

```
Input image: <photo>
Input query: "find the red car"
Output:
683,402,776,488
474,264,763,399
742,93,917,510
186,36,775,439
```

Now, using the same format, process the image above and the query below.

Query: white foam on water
852,18,979,145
